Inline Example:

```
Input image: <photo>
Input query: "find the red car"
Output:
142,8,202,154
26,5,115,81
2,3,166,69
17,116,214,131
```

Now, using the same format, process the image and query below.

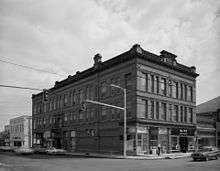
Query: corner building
32,44,199,155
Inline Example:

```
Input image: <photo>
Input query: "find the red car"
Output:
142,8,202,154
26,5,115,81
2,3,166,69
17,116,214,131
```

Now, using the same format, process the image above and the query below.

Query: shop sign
179,129,187,136
171,128,195,136
137,126,147,133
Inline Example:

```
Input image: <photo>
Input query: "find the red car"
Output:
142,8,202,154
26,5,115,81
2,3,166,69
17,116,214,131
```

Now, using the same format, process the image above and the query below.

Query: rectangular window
169,80,172,97
140,100,148,118
173,105,178,122
79,90,83,103
184,107,187,122
156,76,159,94
188,86,193,102
43,103,47,112
53,99,56,110
184,85,187,101
189,108,193,123
156,102,159,119
180,84,183,100
138,75,146,91
151,75,154,93
90,108,95,120
101,106,107,120
86,86,90,100
173,82,178,99
73,91,77,104
161,78,166,95
150,101,154,119
100,82,107,97
161,103,166,120
180,106,183,122
64,94,68,106
64,114,68,122
79,112,84,120
169,104,172,121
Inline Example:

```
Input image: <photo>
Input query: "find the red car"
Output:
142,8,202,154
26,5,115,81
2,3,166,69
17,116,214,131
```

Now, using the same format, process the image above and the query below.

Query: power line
0,57,65,76
0,84,43,91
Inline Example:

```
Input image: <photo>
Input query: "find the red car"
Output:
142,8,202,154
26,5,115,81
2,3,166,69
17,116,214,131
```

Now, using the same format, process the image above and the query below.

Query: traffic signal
43,89,49,102
79,102,87,112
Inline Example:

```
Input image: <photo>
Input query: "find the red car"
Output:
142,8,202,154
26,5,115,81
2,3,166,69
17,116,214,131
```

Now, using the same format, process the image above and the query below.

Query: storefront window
171,136,179,151
188,137,195,151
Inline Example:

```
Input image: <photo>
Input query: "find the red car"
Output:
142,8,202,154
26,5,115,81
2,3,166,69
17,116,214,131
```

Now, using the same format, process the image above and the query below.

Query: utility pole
85,84,127,158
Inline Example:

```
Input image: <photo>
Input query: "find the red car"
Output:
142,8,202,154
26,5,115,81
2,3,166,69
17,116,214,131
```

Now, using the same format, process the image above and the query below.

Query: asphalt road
0,152,220,171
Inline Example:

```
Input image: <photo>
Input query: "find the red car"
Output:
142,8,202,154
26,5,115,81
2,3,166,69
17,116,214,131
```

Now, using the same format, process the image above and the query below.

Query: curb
65,152,191,160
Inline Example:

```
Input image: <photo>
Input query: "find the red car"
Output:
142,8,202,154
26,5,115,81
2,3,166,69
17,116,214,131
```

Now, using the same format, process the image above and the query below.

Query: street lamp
110,84,127,158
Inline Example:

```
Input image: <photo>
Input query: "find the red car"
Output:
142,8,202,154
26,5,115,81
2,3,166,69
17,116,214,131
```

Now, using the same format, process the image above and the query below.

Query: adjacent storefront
171,128,195,152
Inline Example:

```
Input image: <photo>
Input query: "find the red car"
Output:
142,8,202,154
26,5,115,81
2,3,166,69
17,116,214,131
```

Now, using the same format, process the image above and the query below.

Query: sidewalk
66,152,192,160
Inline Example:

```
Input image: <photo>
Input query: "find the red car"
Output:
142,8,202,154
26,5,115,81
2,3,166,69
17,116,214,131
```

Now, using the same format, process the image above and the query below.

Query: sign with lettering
171,128,195,136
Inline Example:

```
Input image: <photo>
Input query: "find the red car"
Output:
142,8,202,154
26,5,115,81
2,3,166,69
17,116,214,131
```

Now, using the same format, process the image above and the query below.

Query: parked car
0,146,17,152
14,147,34,155
191,146,219,161
45,147,66,155
33,147,47,154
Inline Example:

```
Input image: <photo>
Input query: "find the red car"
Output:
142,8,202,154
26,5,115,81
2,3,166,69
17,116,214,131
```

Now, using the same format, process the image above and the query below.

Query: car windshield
198,147,214,152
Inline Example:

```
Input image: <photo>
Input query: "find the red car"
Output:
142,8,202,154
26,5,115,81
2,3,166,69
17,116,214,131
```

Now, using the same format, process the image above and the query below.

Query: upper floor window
140,100,148,118
100,82,107,97
156,76,159,94
160,78,166,95
79,90,84,103
150,75,154,93
180,83,184,100
64,94,68,106
161,103,166,120
188,86,193,102
169,80,172,97
137,74,146,91
173,82,178,99
184,107,187,122
150,101,154,119
173,105,178,122
184,85,187,101
189,108,193,123
156,102,159,119
180,106,183,122
101,106,107,120
169,104,172,121
64,114,68,122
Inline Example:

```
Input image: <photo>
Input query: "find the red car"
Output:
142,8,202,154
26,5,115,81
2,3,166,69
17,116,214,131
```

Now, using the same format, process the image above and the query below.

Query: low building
0,125,10,146
10,115,32,147
196,96,220,148
32,44,198,155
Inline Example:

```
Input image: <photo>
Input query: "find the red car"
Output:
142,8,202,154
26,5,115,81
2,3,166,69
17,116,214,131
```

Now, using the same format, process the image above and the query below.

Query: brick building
32,44,198,155
10,115,32,147
196,96,220,148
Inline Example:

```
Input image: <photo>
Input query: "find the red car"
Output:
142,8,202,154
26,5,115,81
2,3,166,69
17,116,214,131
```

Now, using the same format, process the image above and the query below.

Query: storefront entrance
179,137,188,152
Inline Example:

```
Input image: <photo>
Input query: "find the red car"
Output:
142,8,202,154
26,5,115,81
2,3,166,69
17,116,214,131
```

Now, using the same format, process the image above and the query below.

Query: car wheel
193,158,197,161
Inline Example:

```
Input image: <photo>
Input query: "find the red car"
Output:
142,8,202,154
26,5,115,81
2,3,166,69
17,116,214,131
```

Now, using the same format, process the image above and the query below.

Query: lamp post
110,84,127,158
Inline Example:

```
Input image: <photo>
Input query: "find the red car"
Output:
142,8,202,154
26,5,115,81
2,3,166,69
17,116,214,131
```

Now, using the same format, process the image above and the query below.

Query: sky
0,0,219,131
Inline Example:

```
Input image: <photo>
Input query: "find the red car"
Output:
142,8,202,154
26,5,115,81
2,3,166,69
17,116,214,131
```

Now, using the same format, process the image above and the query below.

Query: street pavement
0,152,220,171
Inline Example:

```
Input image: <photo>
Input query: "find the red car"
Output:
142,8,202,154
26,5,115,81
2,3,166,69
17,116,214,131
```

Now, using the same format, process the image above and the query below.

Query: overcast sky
0,0,219,131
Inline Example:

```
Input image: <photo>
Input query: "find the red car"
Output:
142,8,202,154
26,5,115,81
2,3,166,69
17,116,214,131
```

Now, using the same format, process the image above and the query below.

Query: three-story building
32,44,199,155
